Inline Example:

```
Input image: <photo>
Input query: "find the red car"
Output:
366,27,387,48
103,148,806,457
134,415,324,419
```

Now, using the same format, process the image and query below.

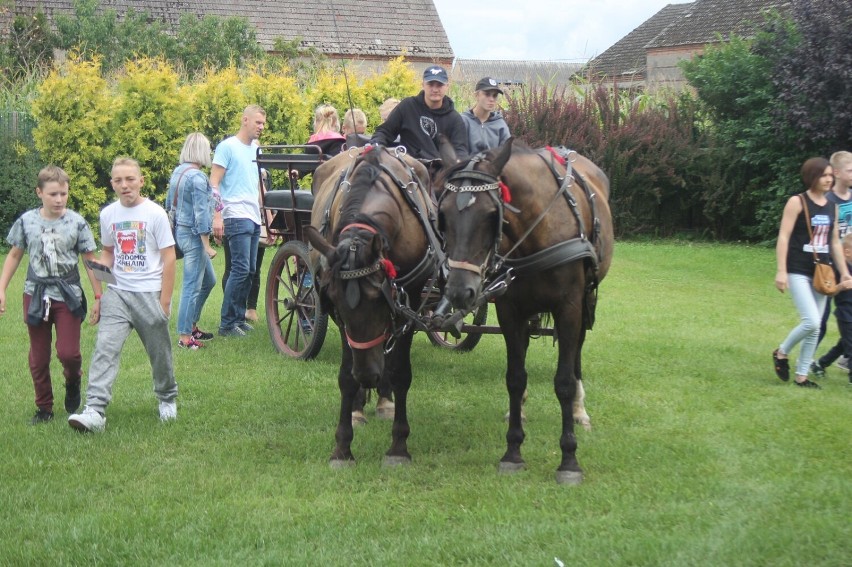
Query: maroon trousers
22,293,83,412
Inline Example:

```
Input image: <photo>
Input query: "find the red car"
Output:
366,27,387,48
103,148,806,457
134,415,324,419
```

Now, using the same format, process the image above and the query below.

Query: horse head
306,148,423,388
438,138,513,310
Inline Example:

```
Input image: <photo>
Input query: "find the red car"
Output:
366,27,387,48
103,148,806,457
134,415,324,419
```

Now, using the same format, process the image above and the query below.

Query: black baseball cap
423,65,449,84
475,77,504,94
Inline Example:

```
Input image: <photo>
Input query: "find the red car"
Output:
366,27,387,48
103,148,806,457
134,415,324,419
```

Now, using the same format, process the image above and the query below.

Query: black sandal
773,349,790,382
795,379,821,389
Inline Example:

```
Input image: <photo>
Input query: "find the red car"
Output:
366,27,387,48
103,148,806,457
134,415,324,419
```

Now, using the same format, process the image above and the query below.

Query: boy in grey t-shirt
0,166,101,425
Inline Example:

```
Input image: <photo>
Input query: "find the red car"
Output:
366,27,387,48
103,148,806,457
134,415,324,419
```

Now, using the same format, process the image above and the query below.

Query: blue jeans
780,273,828,376
176,226,216,336
219,218,259,331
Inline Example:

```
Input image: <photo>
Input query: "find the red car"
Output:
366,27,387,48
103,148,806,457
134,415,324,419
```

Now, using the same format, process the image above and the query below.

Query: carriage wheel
265,241,328,359
426,303,488,352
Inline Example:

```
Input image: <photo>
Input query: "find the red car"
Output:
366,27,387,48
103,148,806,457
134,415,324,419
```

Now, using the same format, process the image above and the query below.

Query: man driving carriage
370,65,468,162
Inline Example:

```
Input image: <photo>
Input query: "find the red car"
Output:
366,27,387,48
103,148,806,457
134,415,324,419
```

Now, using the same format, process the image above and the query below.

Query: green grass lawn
0,241,848,565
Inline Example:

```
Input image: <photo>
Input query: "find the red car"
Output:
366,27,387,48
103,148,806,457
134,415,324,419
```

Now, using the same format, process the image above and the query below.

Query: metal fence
1,109,37,143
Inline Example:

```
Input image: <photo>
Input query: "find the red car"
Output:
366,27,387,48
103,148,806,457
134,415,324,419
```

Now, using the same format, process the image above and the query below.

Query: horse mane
325,150,392,278
337,150,383,233
436,139,535,187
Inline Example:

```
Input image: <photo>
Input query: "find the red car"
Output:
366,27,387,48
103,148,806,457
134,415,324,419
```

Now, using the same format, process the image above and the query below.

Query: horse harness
442,147,604,286
321,147,446,352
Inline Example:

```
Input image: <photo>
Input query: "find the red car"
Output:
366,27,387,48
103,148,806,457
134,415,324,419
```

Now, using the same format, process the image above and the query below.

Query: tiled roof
585,3,693,79
647,0,792,48
452,59,584,87
10,0,454,60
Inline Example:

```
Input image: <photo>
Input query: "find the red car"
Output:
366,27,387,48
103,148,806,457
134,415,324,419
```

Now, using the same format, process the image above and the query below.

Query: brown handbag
798,194,837,296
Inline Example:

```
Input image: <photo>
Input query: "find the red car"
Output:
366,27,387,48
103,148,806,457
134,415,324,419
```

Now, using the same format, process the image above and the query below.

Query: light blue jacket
165,163,215,236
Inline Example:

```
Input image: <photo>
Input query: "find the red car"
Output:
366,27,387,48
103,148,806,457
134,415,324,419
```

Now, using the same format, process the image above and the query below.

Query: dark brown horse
305,146,441,467
437,138,613,484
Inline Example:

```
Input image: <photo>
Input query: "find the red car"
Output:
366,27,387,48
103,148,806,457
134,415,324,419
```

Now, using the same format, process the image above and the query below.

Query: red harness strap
345,330,388,350
545,146,566,166
341,222,378,234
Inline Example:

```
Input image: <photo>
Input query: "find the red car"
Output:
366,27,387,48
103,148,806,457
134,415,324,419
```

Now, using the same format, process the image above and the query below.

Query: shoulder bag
799,193,837,296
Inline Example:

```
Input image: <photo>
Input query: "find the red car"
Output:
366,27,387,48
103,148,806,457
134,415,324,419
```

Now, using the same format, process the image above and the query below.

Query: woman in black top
774,157,852,388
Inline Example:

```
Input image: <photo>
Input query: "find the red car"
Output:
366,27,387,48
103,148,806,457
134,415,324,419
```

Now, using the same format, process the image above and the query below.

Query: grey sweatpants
85,288,177,414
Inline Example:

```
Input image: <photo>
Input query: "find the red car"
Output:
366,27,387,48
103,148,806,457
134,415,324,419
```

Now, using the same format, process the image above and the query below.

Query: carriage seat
264,189,315,211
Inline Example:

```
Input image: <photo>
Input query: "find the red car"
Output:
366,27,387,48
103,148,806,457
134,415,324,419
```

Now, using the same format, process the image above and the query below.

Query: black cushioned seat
264,189,314,210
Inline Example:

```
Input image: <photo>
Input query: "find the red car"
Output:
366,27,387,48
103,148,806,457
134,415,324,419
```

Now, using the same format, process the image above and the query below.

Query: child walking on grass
811,232,852,385
68,157,179,433
0,165,101,425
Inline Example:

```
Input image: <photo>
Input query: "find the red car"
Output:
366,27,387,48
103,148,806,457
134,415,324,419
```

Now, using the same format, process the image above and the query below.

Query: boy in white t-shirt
68,157,178,432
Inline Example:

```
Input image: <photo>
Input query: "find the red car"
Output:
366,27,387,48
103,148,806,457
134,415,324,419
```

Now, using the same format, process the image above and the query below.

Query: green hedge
24,55,420,229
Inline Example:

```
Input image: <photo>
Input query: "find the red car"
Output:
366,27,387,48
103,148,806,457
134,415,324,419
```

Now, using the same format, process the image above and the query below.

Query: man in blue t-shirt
210,105,266,337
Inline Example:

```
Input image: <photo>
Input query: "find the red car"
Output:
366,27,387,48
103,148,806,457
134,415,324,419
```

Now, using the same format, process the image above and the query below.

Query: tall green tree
1,7,54,85
170,13,263,76
54,0,170,73
682,0,850,241
766,0,852,154
52,0,262,75
683,15,803,240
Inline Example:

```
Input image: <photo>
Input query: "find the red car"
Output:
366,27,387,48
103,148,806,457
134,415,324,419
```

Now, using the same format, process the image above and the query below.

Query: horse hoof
351,411,367,427
574,416,592,431
555,470,583,485
329,459,356,469
498,461,526,474
382,455,411,467
375,398,395,420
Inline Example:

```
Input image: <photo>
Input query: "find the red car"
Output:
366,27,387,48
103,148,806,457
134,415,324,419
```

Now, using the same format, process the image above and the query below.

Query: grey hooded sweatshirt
461,109,511,154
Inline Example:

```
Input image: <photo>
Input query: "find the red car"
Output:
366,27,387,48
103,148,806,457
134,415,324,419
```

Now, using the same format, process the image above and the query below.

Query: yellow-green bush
360,55,421,126
306,56,419,134
188,66,246,146
28,55,422,229
106,58,190,202
31,57,110,221
242,64,310,146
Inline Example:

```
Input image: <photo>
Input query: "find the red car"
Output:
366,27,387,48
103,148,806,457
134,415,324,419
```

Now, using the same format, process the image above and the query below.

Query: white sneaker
159,400,177,422
68,406,106,433
837,356,849,371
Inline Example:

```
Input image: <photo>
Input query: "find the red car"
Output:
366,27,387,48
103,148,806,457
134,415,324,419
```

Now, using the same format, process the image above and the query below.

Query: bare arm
82,250,103,324
210,164,226,240
0,246,25,316
160,246,176,317
775,196,801,293
831,208,851,282
200,234,216,259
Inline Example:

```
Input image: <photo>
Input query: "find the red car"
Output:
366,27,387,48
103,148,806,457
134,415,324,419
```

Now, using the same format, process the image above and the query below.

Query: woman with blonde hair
307,104,346,156
166,132,218,350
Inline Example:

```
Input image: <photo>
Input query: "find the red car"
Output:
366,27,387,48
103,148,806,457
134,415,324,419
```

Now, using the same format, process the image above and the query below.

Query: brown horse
437,138,613,484
305,146,441,467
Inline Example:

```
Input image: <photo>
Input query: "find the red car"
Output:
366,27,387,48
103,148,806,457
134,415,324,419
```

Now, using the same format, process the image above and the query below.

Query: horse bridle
326,148,445,352
337,222,398,351
441,153,509,279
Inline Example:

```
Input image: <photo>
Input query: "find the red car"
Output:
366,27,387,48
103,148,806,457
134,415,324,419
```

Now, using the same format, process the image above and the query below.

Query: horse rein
442,150,591,279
